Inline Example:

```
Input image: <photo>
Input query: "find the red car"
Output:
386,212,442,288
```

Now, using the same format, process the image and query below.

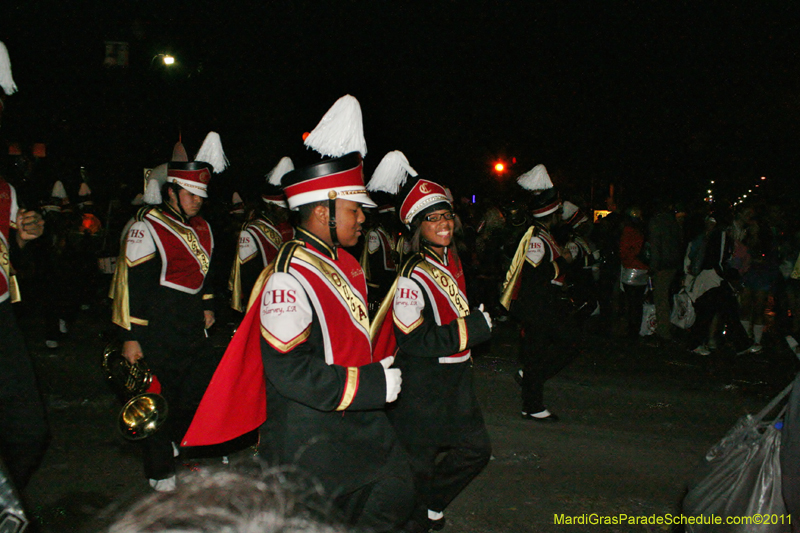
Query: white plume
561,201,579,221
148,163,168,186
367,151,418,194
172,139,188,162
266,156,294,186
51,180,68,199
517,164,553,191
0,41,18,95
304,95,367,158
143,178,162,205
194,131,229,173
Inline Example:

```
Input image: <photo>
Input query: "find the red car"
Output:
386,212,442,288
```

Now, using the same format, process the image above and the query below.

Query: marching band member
369,151,492,533
184,96,414,533
110,132,227,491
501,164,575,423
229,157,293,312
0,171,48,491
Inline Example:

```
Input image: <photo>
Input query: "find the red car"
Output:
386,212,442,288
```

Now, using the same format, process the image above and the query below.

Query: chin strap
167,184,189,221
327,191,340,248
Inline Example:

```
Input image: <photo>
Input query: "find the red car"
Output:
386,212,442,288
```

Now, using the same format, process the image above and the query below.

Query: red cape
182,287,267,447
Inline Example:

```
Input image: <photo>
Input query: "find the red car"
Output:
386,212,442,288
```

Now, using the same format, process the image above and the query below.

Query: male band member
184,96,414,533
501,164,575,422
369,151,492,533
359,203,398,317
0,172,48,491
110,133,227,491
229,157,293,312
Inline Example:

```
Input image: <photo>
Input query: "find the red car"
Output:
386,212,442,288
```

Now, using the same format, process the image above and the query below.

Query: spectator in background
684,210,760,357
647,200,683,344
619,206,649,340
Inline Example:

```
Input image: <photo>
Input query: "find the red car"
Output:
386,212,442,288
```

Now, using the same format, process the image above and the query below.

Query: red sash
290,245,372,366
146,210,213,293
412,250,471,360
247,219,282,266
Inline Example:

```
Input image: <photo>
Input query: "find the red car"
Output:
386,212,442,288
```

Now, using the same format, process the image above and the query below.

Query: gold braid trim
369,275,400,343
336,367,359,411
456,317,468,351
500,226,535,311
109,241,132,330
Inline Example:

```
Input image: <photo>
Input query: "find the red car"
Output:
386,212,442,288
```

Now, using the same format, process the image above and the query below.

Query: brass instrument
102,342,168,441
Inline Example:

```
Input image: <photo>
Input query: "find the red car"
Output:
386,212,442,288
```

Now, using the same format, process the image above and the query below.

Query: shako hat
367,150,450,226
262,156,293,208
166,131,228,198
517,164,561,218
281,95,375,210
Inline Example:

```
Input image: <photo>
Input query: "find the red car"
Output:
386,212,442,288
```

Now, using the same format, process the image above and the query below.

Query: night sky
3,1,800,210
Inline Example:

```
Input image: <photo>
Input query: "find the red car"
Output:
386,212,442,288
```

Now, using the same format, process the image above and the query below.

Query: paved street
18,304,797,533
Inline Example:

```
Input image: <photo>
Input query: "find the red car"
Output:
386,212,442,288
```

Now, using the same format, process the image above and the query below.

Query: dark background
2,1,799,211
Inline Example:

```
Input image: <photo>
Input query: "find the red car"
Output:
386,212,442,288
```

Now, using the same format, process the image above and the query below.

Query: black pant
405,424,491,527
138,334,220,480
0,300,50,490
622,283,647,339
519,317,578,413
334,439,416,533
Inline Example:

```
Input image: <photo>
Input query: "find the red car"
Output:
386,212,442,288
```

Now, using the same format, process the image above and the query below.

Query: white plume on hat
266,156,294,186
232,191,243,204
561,201,579,221
194,132,229,173
143,178,162,205
172,138,188,162
0,41,18,95
51,181,68,200
366,151,418,195
517,164,553,191
79,182,92,197
304,95,367,159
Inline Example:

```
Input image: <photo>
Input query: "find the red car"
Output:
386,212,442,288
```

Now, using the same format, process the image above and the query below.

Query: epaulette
134,205,155,222
274,240,304,273
399,252,425,278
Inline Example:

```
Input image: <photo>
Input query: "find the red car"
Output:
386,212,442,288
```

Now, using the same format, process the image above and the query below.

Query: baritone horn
102,342,168,441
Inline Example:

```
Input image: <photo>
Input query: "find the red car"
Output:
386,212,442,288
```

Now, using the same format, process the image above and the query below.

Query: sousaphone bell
102,342,168,441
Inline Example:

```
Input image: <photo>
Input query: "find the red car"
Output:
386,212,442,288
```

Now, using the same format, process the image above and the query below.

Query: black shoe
521,411,559,423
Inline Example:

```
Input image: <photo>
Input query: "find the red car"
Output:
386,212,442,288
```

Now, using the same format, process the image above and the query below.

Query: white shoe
737,343,763,356
149,475,177,492
58,319,68,334
45,340,59,349
692,345,711,356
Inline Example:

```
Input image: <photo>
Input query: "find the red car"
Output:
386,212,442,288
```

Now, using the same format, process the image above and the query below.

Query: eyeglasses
423,212,456,223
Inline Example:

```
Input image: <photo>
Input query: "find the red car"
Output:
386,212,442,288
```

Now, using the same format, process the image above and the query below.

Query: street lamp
150,53,176,67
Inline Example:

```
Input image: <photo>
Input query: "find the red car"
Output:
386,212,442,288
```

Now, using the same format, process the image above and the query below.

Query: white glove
380,356,402,403
478,304,493,330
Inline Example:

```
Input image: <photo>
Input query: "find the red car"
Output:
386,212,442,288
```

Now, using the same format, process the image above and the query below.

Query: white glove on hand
380,356,402,403
478,304,493,330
